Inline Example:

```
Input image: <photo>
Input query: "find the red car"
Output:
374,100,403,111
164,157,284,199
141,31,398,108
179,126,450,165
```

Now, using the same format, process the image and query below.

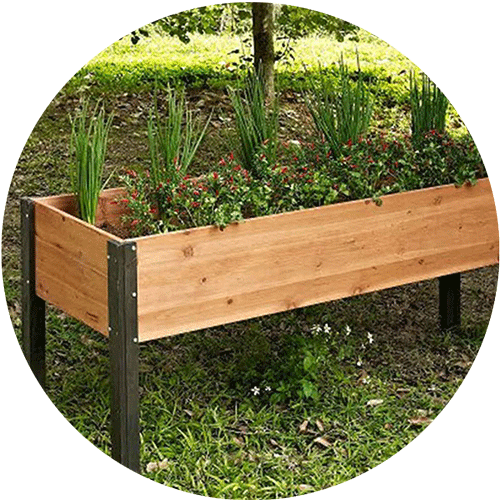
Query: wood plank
136,179,498,341
34,200,117,334
37,187,127,227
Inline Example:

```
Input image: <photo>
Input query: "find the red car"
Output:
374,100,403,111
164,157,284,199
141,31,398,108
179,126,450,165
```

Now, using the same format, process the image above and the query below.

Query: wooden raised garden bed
21,178,499,473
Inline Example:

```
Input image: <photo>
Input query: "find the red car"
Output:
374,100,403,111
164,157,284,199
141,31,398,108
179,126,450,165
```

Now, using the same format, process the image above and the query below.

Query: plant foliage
306,56,373,158
147,87,210,192
69,100,113,224
410,71,448,140
229,71,279,176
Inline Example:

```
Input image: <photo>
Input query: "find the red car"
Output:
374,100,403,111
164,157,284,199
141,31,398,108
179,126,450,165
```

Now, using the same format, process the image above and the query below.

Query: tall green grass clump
306,56,373,158
148,87,210,188
229,72,279,176
410,71,448,140
69,100,113,225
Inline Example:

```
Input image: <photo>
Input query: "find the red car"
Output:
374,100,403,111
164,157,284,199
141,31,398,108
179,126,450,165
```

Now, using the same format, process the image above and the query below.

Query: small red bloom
191,202,200,208
229,152,234,161
149,207,158,214
121,198,129,205
219,158,226,166
131,219,139,227
131,190,138,200
213,172,219,180
193,190,200,196
281,167,288,174
347,138,352,147
125,170,137,178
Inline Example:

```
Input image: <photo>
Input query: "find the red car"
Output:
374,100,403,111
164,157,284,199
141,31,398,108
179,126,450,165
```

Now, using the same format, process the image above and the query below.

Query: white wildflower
367,332,374,344
323,323,332,334
345,325,351,336
356,358,363,367
265,386,272,392
362,375,371,385
311,324,322,335
251,386,260,396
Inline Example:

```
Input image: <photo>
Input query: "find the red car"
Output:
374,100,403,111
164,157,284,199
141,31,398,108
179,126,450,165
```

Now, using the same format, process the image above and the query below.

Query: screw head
133,337,138,343
131,245,137,252
132,291,137,298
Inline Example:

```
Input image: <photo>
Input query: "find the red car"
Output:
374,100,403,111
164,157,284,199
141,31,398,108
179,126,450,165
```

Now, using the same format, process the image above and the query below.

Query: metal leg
439,273,461,332
108,240,140,473
21,198,46,388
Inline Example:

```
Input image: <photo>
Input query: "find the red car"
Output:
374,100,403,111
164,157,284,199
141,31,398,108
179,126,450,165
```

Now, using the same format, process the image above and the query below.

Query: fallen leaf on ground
313,436,332,448
315,420,324,432
146,458,168,473
367,399,384,407
299,420,309,434
233,436,245,447
408,416,433,426
299,485,313,492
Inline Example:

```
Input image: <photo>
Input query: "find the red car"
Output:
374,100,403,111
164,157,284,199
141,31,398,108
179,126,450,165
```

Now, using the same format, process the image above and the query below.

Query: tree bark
252,3,275,100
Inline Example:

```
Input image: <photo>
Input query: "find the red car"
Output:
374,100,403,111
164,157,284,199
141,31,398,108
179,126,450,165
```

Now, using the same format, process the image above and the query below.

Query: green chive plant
147,87,210,191
229,71,279,177
409,71,449,141
69,100,113,225
306,56,373,158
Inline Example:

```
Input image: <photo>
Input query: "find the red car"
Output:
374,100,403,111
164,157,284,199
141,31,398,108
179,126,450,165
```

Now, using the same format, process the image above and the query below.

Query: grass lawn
2,26,498,499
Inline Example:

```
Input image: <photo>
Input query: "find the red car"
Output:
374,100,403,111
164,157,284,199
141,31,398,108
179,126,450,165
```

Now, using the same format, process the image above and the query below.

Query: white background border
1,1,498,498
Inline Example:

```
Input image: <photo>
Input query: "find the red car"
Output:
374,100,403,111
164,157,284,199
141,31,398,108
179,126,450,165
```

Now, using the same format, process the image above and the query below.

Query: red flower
149,207,158,214
193,190,200,196
131,219,139,227
233,165,241,172
347,138,352,147
351,164,357,169
191,202,200,208
131,190,138,200
229,152,234,161
281,167,288,174
219,158,226,166
121,198,129,205
213,172,219,180
125,170,137,178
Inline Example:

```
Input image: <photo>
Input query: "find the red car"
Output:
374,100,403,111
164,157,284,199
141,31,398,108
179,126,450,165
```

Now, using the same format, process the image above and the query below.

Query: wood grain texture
136,179,498,341
34,200,120,334
37,187,126,227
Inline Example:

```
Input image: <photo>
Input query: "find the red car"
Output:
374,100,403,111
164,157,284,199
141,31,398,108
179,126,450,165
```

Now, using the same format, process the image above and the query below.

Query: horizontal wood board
34,200,121,334
136,179,498,341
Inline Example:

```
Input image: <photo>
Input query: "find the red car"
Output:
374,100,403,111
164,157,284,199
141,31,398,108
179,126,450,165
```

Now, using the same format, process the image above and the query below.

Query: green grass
67,30,415,96
4,269,493,498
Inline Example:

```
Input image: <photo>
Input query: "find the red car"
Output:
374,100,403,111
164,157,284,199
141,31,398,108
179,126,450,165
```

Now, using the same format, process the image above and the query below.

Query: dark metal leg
108,240,140,473
21,198,46,388
439,273,461,332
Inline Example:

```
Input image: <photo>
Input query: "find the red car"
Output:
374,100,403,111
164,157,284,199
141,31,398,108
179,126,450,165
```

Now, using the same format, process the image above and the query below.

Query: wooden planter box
21,178,499,472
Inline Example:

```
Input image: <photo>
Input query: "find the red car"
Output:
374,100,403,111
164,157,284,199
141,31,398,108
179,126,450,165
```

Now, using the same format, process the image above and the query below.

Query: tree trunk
252,3,275,101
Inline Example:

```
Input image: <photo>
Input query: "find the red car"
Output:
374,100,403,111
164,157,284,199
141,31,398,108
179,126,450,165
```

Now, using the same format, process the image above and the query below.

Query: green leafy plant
69,100,113,225
229,71,279,176
409,71,448,140
147,87,210,192
306,56,373,158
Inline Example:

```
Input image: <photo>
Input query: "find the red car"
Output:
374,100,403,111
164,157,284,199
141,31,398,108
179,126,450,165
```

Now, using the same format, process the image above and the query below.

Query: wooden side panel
37,187,127,227
34,201,119,334
136,179,499,341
